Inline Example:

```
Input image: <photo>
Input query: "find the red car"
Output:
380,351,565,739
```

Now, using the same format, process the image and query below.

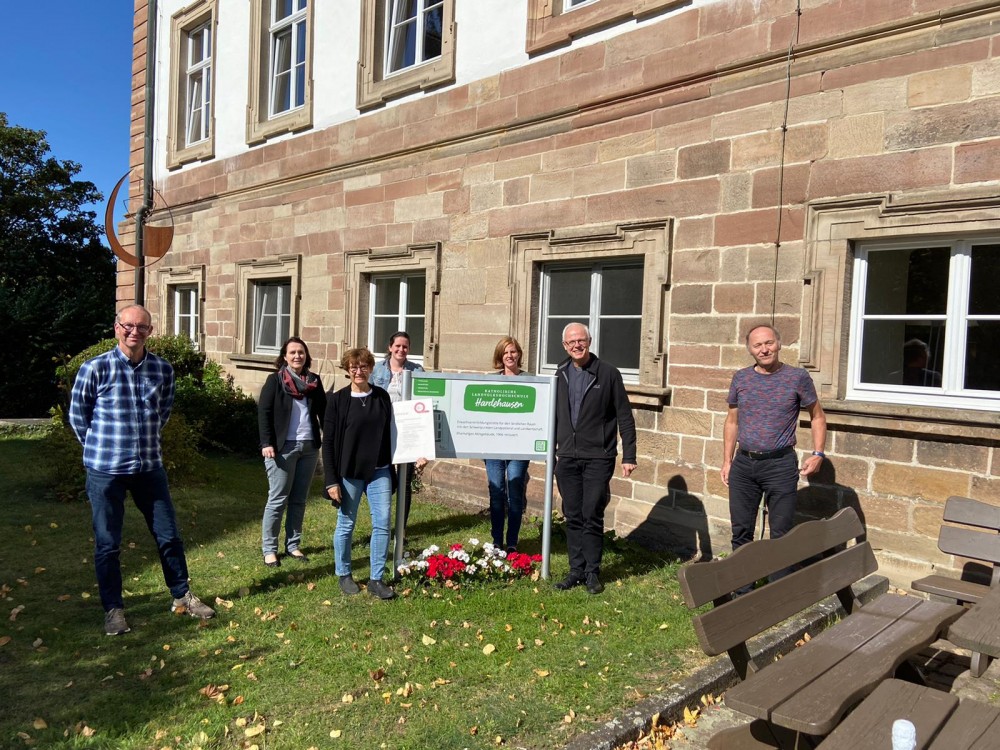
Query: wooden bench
912,495,1000,605
678,508,965,749
817,678,1000,749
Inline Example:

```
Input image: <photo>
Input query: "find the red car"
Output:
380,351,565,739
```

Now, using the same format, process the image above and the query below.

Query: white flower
492,559,504,568
468,537,480,547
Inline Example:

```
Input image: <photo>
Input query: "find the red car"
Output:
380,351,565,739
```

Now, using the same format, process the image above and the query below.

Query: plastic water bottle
891,719,916,750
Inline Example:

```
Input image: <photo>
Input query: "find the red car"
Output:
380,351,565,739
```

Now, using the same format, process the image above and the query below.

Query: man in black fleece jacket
553,322,637,594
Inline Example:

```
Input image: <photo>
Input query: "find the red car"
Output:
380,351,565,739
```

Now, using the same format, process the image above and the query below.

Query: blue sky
2,4,134,226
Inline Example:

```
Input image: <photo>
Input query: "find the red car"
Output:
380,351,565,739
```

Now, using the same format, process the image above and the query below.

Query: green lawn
0,433,705,749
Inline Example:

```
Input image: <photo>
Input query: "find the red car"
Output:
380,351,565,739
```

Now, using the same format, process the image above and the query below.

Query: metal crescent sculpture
104,172,175,268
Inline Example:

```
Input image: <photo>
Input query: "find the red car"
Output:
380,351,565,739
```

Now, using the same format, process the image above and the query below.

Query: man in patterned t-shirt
721,324,827,554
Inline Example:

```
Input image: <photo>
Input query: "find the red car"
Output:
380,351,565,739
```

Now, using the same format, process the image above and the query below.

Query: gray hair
562,322,591,342
745,324,780,348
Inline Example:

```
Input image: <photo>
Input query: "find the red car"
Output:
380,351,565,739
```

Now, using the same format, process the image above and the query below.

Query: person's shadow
797,458,865,538
623,475,714,562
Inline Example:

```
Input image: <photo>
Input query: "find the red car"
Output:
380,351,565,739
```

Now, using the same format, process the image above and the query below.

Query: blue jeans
85,467,189,611
262,440,319,556
333,467,393,581
484,459,529,549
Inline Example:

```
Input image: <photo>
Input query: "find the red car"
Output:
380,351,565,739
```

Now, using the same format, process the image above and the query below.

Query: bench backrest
678,508,874,680
940,496,1000,585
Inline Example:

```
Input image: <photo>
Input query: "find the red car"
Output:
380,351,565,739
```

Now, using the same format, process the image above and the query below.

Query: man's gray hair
744,324,781,346
562,322,591,342
115,304,152,324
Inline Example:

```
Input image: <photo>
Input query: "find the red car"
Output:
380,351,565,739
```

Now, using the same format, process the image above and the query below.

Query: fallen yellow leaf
244,724,265,737
421,634,436,646
483,644,496,655
33,718,47,730
330,729,342,738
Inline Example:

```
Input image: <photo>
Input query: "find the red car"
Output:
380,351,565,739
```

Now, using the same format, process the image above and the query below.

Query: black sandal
288,552,310,563
264,556,281,568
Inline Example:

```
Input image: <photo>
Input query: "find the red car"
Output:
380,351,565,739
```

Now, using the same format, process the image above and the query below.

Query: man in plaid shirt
69,304,214,636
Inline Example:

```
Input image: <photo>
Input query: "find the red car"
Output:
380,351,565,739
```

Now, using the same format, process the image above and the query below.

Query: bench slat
725,596,964,735
679,508,865,608
944,496,1000,530
927,698,1000,749
691,542,876,656
816,679,958,750
938,525,1000,566
912,574,989,604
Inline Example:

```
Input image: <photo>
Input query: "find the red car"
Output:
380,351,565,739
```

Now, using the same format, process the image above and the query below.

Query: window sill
626,383,670,408
228,353,277,372
823,399,1000,441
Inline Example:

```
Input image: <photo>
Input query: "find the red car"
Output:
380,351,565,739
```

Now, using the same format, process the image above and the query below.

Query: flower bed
397,539,543,585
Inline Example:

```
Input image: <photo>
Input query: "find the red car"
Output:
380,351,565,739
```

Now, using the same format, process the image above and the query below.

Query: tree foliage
0,112,116,417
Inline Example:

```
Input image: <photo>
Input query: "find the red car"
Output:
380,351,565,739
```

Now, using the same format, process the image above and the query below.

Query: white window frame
185,22,212,146
847,236,1000,412
357,0,455,110
368,273,427,365
247,0,313,144
234,255,301,361
252,280,292,356
269,0,308,117
167,0,216,168
172,284,201,345
538,261,644,380
384,0,444,76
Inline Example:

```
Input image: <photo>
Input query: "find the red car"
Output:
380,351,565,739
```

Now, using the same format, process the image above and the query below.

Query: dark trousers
85,467,190,611
555,456,616,576
728,450,799,551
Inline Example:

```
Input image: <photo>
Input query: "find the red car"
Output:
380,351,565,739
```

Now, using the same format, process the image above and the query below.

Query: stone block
658,407,715,439
668,364,733,391
677,140,732,179
916,440,988,473
831,431,913,463
636,429,680,461
625,152,676,189
671,284,713,314
672,248,722,283
670,314,737,346
969,476,1000,505
680,435,706,465
872,463,970,502
827,113,884,159
670,387,706,410
954,138,1000,185
908,67,972,108
673,217,714,250
586,178,721,222
751,163,810,209
572,161,626,196
529,170,573,202
808,148,952,200
720,172,752,213
712,283,754,314
470,182,503,213
886,98,1000,151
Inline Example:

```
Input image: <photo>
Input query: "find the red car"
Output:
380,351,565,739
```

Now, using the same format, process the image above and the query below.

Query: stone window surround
157,264,206,350
356,0,456,111
526,0,686,55
166,0,217,169
231,254,301,369
510,220,671,407
247,0,315,145
344,242,441,370
801,188,1000,440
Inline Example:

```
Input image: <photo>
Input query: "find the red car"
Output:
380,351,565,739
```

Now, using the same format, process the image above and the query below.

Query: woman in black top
257,337,326,568
323,348,397,600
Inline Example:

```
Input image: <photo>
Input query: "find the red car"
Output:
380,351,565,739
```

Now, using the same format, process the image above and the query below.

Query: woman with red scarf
258,337,327,568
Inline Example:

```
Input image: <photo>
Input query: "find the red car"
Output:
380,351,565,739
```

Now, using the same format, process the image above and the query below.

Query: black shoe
367,579,397,600
264,555,281,568
586,573,604,595
339,575,361,595
288,551,310,563
554,573,585,591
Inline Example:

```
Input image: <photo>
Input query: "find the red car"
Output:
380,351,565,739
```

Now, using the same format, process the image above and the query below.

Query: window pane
964,321,1000,392
423,3,443,59
272,31,292,113
600,265,643,315
388,19,416,71
545,318,570,365
864,247,949,316
275,0,294,21
374,277,401,315
406,275,425,315
548,268,591,316
373,318,397,353
405,323,425,356
969,245,1000,316
598,319,641,370
859,320,945,387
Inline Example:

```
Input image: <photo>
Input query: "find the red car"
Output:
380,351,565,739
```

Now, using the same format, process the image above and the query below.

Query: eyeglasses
117,322,152,335
348,365,370,373
563,338,589,347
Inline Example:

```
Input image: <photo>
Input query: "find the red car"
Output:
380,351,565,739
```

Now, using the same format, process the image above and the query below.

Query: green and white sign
411,372,554,460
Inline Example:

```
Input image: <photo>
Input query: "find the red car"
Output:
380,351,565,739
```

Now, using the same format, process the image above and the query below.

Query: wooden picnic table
818,679,1000,749
947,583,1000,677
